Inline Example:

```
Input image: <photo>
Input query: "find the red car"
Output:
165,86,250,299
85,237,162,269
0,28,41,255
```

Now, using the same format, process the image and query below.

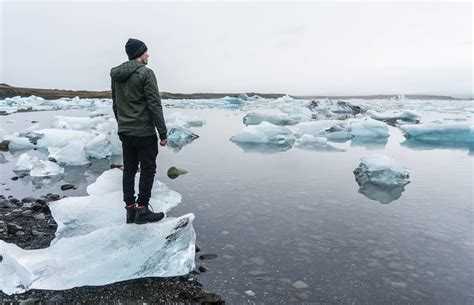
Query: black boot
134,205,164,224
125,205,136,224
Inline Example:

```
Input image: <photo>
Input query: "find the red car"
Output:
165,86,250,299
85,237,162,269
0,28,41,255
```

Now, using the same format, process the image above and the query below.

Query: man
110,38,168,224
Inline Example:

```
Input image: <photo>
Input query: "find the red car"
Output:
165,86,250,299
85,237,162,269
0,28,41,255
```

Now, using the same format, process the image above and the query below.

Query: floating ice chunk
243,112,305,126
13,153,63,177
354,155,410,187
13,153,38,171
85,134,112,159
221,96,245,105
25,124,40,132
166,112,206,127
294,120,353,142
295,134,344,152
400,122,474,144
48,140,89,166
52,116,94,131
0,168,195,294
306,100,366,120
7,136,35,151
30,160,64,177
353,155,410,204
368,110,420,126
230,122,296,145
35,129,95,148
167,127,199,150
350,118,389,138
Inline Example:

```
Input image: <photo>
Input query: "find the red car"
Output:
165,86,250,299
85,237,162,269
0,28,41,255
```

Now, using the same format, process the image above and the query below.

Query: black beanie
125,38,148,60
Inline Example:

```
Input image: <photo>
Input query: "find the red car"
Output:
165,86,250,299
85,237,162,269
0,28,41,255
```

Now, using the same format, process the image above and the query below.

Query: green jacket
110,60,167,139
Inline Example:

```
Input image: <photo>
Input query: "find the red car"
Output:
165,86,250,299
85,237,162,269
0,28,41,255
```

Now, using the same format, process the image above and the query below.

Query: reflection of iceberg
230,122,295,146
232,142,293,154
0,169,195,295
353,154,410,204
400,122,474,146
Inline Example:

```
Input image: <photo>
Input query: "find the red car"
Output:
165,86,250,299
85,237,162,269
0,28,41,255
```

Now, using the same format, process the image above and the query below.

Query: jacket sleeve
111,80,118,121
144,69,168,140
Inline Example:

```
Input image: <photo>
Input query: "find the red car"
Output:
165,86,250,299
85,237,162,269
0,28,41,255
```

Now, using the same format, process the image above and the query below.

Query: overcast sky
1,1,472,97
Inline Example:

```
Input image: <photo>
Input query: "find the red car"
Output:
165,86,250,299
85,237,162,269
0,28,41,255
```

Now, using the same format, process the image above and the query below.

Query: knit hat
125,38,148,60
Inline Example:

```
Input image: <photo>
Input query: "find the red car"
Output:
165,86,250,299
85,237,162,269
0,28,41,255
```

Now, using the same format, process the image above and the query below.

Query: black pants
118,133,158,206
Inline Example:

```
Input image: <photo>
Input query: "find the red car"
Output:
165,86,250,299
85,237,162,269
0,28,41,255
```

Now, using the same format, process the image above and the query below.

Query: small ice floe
6,136,35,151
400,122,474,145
84,134,112,159
350,118,390,138
306,99,366,120
167,127,200,151
367,110,420,126
166,112,206,127
0,168,195,295
231,122,295,145
353,154,410,204
294,134,344,152
13,153,63,177
33,129,95,148
243,112,306,126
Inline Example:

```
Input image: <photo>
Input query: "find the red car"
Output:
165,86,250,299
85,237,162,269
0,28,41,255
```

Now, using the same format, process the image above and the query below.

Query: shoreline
0,83,467,101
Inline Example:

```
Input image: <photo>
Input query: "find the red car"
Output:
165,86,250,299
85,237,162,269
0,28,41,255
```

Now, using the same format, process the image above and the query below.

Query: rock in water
167,167,188,179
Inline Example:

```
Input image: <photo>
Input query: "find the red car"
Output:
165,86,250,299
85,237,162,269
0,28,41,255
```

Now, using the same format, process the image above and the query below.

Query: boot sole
134,215,164,224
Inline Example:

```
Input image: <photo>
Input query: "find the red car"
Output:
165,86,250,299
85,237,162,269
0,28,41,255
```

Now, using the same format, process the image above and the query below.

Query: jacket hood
110,60,145,82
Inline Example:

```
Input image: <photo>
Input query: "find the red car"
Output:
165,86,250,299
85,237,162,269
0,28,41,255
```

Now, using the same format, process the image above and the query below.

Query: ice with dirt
0,168,195,295
353,154,410,204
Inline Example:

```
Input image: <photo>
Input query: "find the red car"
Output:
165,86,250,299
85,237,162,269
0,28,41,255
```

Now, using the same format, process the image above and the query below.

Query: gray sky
1,1,472,97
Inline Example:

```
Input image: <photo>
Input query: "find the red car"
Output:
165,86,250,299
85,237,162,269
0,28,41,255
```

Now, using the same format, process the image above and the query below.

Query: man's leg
119,133,139,205
136,134,159,206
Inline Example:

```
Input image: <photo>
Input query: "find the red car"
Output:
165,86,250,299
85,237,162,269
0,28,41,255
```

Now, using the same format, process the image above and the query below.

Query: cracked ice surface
0,168,195,295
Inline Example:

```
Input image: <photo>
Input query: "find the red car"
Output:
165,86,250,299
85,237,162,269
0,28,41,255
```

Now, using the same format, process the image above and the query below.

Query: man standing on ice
110,38,168,224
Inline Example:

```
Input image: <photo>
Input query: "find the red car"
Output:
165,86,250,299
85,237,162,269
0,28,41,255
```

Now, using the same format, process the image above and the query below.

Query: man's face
140,52,150,65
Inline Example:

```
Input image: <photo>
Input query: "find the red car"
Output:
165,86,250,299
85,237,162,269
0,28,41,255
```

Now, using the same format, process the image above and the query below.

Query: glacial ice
0,168,195,295
0,153,7,164
306,99,367,120
48,140,89,166
353,154,410,204
367,110,420,126
84,134,112,159
243,112,306,126
166,112,206,127
167,127,200,151
34,129,95,148
400,122,474,144
230,122,296,146
350,118,390,139
294,134,344,152
6,136,35,151
52,116,95,131
13,153,64,177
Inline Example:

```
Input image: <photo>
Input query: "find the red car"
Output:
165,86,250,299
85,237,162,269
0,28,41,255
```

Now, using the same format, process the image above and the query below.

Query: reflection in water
402,138,474,155
295,142,344,152
232,142,293,154
351,136,388,150
357,182,408,204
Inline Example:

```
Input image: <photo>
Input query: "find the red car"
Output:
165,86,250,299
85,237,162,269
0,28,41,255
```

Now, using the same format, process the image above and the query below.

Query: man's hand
160,139,168,146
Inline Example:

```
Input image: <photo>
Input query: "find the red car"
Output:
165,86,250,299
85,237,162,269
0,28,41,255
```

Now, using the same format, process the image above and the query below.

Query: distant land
0,83,468,101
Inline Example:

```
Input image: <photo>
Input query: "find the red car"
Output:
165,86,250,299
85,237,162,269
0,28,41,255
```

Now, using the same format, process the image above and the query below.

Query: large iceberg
0,168,195,295
353,154,410,204
34,129,95,148
48,140,89,166
400,122,474,144
306,99,367,120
